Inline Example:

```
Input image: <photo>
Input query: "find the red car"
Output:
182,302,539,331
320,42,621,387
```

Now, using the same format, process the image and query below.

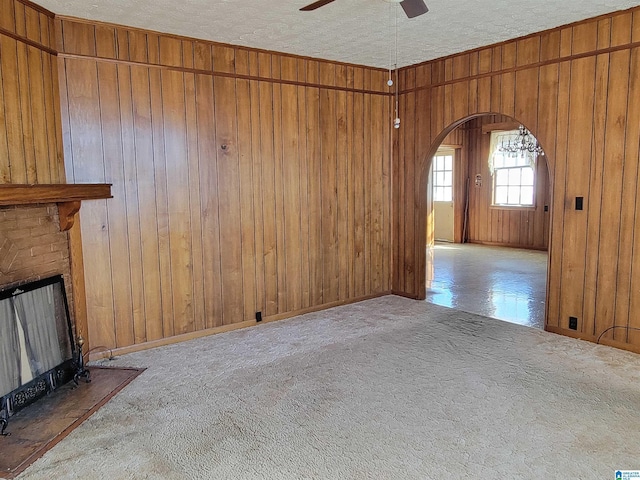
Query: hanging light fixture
498,126,544,156
385,0,401,129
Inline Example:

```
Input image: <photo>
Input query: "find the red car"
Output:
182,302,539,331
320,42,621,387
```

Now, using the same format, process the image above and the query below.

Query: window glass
492,166,535,206
489,128,540,207
432,151,454,202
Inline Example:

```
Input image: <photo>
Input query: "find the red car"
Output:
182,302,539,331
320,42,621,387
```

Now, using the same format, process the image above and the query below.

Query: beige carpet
16,296,640,479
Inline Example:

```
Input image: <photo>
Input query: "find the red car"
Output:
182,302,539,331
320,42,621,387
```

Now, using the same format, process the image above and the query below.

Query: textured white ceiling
36,0,640,68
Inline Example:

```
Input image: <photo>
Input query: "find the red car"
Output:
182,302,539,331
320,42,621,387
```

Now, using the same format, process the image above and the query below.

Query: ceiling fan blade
400,0,429,18
300,0,337,11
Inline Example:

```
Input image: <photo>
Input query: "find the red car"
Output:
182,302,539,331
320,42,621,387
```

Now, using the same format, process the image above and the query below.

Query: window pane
444,171,452,187
438,172,446,186
496,169,509,186
520,186,534,205
495,186,508,204
436,156,443,170
521,167,534,185
508,168,521,185
444,187,452,202
507,186,520,204
444,156,453,171
434,187,442,201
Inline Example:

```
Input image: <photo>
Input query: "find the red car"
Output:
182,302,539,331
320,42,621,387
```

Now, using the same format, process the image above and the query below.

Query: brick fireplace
0,204,76,330
0,184,112,350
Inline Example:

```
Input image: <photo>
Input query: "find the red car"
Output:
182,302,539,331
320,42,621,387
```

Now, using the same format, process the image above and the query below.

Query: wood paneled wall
56,18,392,352
462,116,550,249
0,0,64,184
394,6,640,351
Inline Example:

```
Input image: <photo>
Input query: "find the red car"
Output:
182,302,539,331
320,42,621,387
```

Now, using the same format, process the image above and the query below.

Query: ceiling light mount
300,0,428,19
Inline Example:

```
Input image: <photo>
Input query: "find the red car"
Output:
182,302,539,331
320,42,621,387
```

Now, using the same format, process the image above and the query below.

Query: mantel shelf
0,184,112,230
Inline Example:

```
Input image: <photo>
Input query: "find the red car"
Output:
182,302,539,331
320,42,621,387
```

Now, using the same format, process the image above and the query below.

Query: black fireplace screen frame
0,274,77,435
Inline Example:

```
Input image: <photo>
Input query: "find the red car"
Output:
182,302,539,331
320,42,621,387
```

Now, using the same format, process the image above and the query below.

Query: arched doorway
421,114,553,329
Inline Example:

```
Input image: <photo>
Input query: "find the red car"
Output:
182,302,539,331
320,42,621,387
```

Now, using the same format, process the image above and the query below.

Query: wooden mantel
0,184,112,230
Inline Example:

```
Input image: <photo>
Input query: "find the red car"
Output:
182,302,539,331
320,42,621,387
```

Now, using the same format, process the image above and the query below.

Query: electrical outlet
569,316,578,330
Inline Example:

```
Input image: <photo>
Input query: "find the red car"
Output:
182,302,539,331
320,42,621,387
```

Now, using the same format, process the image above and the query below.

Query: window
489,130,538,207
493,165,534,206
432,151,453,201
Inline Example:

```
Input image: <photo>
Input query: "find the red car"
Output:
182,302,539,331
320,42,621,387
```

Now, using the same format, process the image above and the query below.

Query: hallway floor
425,243,548,329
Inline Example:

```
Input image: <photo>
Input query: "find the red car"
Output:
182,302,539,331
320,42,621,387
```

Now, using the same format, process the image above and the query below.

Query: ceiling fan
300,0,429,19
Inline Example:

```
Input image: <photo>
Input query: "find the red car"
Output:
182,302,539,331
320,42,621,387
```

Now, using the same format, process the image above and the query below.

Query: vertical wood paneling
363,93,372,294
236,77,257,321
131,66,163,340
282,82,302,310
16,42,37,183
625,47,640,346
259,75,279,316
582,50,611,336
51,6,640,355
403,92,415,293
297,85,311,308
162,69,195,334
96,61,135,347
558,56,595,331
148,65,175,338
184,73,205,334
0,35,27,183
214,76,244,324
63,58,115,349
546,60,571,329
370,93,384,293
336,88,349,300
0,39,12,182
346,87,355,298
272,73,287,313
353,91,365,298
320,88,339,303
249,78,265,314
395,6,640,352
118,65,146,344
307,86,323,306
58,19,392,351
195,72,223,330
595,50,630,341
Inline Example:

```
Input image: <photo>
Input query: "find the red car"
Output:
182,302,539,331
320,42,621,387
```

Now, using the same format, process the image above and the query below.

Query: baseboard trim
467,240,548,251
391,290,421,300
89,292,391,361
545,325,640,355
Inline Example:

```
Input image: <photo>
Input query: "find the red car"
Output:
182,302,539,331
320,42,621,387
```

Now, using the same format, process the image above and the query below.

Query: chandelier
498,126,544,156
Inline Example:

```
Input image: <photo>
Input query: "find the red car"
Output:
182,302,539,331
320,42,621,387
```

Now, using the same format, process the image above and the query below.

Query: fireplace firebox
0,275,82,435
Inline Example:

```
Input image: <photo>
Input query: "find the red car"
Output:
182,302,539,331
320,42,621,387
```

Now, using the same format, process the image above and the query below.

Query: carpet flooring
16,296,640,479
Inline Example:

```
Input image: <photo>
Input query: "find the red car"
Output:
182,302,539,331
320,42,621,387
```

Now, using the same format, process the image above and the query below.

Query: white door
432,150,454,242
